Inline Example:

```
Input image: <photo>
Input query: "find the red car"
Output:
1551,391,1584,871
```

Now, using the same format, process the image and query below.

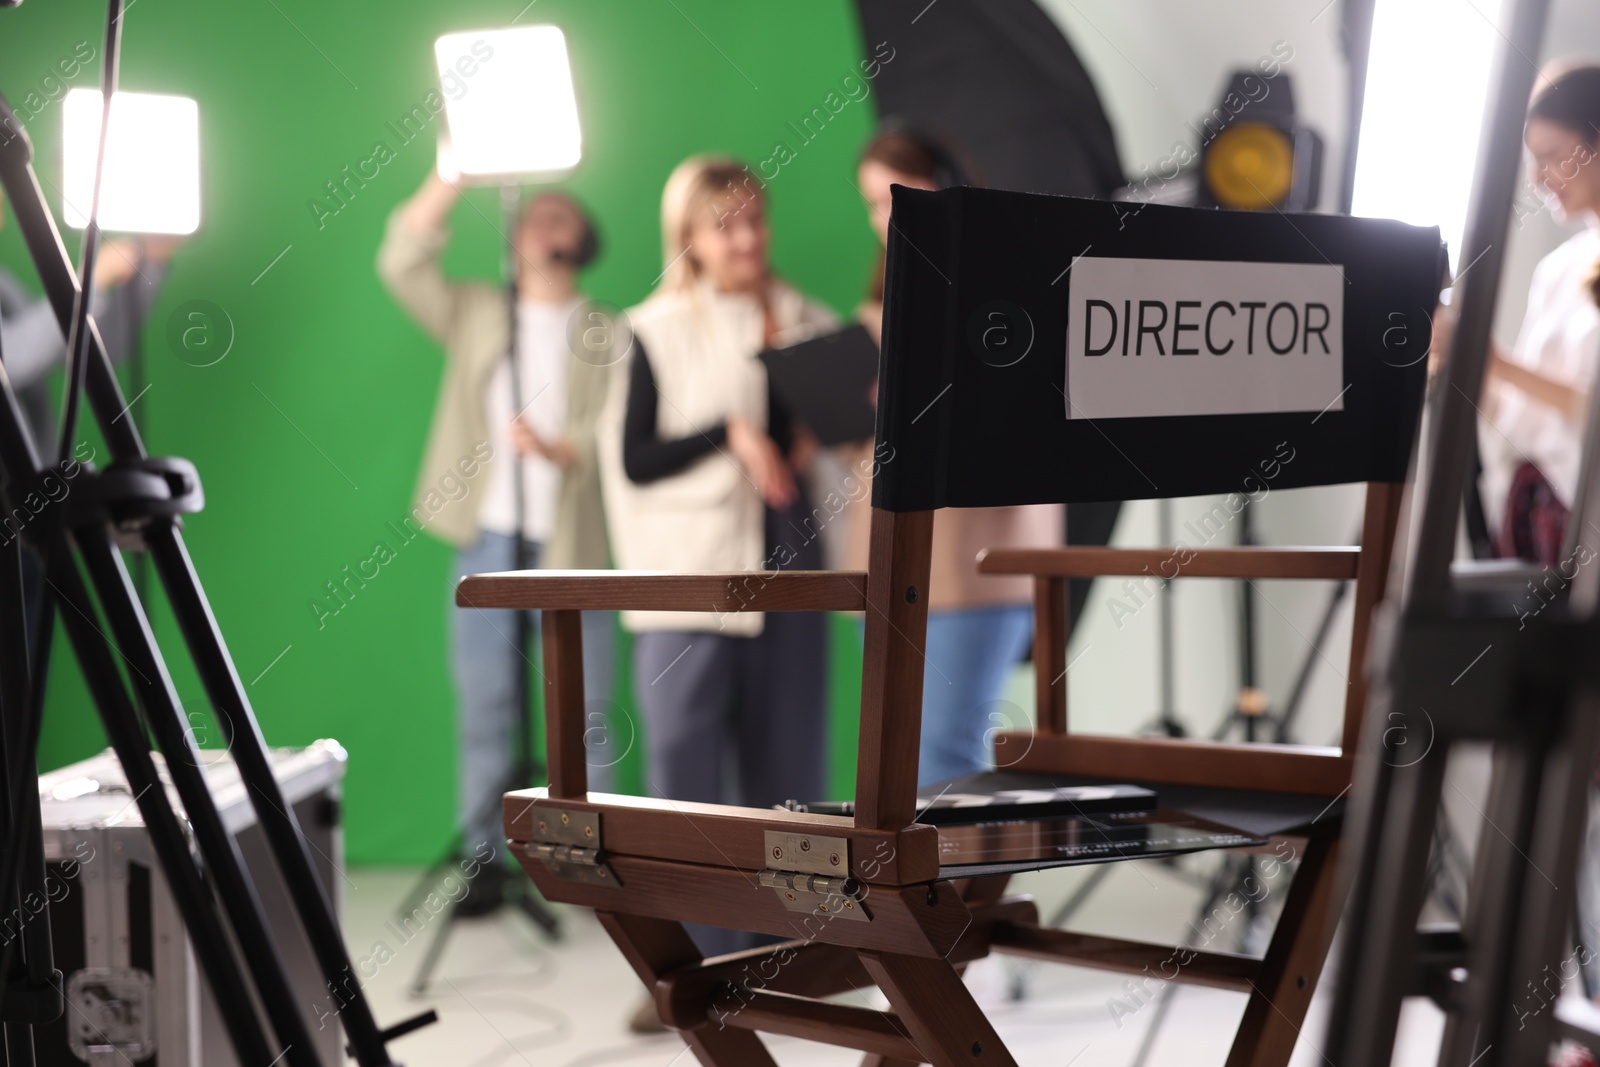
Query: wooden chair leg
856,876,1014,1067
860,951,1017,1067
596,912,780,1067
1224,835,1343,1067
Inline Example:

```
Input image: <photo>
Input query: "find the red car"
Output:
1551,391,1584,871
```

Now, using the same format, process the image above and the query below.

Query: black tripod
0,4,432,1062
403,181,562,996
1142,498,1188,739
1212,501,1288,745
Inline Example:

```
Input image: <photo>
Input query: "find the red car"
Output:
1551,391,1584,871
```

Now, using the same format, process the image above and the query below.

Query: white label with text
1064,256,1345,420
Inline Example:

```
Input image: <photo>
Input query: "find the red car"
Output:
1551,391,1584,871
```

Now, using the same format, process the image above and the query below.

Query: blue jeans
452,531,617,860
919,604,1035,787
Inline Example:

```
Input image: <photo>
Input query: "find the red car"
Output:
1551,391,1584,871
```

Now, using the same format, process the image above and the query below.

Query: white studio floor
339,858,1464,1067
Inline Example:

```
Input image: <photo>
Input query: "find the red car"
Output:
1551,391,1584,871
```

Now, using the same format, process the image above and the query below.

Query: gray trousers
633,616,827,958
633,614,827,810
631,502,829,956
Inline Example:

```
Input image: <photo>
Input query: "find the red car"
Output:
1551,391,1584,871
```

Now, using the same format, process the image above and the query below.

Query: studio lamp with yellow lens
1198,71,1323,212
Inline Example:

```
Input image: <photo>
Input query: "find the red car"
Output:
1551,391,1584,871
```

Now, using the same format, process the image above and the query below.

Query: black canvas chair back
874,185,1441,512
851,186,1445,828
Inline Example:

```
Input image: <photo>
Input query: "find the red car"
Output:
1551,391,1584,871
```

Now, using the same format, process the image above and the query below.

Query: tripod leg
1129,982,1179,1067
72,534,321,1067
511,885,562,938
1043,863,1115,929
41,557,277,1063
408,906,458,997
394,832,471,921
4,1024,34,1066
0,533,59,1041
147,528,396,1065
1326,746,1446,1065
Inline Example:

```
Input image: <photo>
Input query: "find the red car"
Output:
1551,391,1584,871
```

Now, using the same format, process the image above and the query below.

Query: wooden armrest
977,546,1359,581
456,569,867,612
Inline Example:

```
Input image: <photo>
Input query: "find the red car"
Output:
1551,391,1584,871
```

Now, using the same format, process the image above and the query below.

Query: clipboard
758,324,879,446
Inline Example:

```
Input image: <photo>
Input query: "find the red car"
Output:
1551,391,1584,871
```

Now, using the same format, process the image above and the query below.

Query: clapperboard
799,783,1156,826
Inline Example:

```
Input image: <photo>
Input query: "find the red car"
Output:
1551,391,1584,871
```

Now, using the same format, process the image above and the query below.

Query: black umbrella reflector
853,0,1124,198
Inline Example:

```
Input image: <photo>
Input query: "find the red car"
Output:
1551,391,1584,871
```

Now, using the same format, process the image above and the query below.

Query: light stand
1139,499,1187,739
403,183,563,996
0,5,432,1062
401,26,583,990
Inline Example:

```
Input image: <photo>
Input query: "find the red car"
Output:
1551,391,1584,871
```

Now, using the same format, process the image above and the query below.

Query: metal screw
845,901,855,910
972,1040,983,1056
800,839,811,852
537,820,547,833
560,813,570,825
584,825,594,838
829,852,840,866
785,891,796,901
773,846,783,860
598,868,608,878
905,585,919,603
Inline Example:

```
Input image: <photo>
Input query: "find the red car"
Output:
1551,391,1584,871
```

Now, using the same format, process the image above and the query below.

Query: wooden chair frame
466,476,1403,1067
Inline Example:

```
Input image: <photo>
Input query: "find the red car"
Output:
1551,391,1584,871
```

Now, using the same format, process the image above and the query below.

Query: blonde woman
600,156,833,958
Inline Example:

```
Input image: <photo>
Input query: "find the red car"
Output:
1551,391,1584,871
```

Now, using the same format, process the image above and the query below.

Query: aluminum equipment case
30,741,348,1066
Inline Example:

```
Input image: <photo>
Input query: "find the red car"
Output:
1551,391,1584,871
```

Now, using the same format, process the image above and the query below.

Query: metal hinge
762,831,869,922
526,808,619,887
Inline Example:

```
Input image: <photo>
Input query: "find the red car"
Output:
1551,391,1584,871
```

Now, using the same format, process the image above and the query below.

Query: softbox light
433,25,582,182
63,88,200,234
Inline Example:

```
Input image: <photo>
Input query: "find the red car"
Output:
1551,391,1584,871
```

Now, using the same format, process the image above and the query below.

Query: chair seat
913,770,1341,880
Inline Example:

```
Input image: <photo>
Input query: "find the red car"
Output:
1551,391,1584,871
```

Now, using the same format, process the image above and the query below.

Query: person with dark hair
1437,61,1600,564
1430,61,1600,1014
844,128,1064,787
377,156,618,915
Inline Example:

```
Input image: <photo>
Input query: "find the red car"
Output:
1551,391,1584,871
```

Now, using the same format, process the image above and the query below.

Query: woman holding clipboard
598,155,834,960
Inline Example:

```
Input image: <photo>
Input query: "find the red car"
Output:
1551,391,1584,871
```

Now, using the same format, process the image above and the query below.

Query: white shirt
1485,227,1600,512
477,297,582,542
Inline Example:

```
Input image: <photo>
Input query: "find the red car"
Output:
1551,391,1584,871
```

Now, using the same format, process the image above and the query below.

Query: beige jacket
836,444,1063,610
599,277,835,635
376,211,614,567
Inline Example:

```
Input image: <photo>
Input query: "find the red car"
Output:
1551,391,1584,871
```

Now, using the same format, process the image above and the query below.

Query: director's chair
463,186,1443,1066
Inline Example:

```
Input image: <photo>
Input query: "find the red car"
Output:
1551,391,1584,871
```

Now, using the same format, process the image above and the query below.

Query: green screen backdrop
0,0,885,863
